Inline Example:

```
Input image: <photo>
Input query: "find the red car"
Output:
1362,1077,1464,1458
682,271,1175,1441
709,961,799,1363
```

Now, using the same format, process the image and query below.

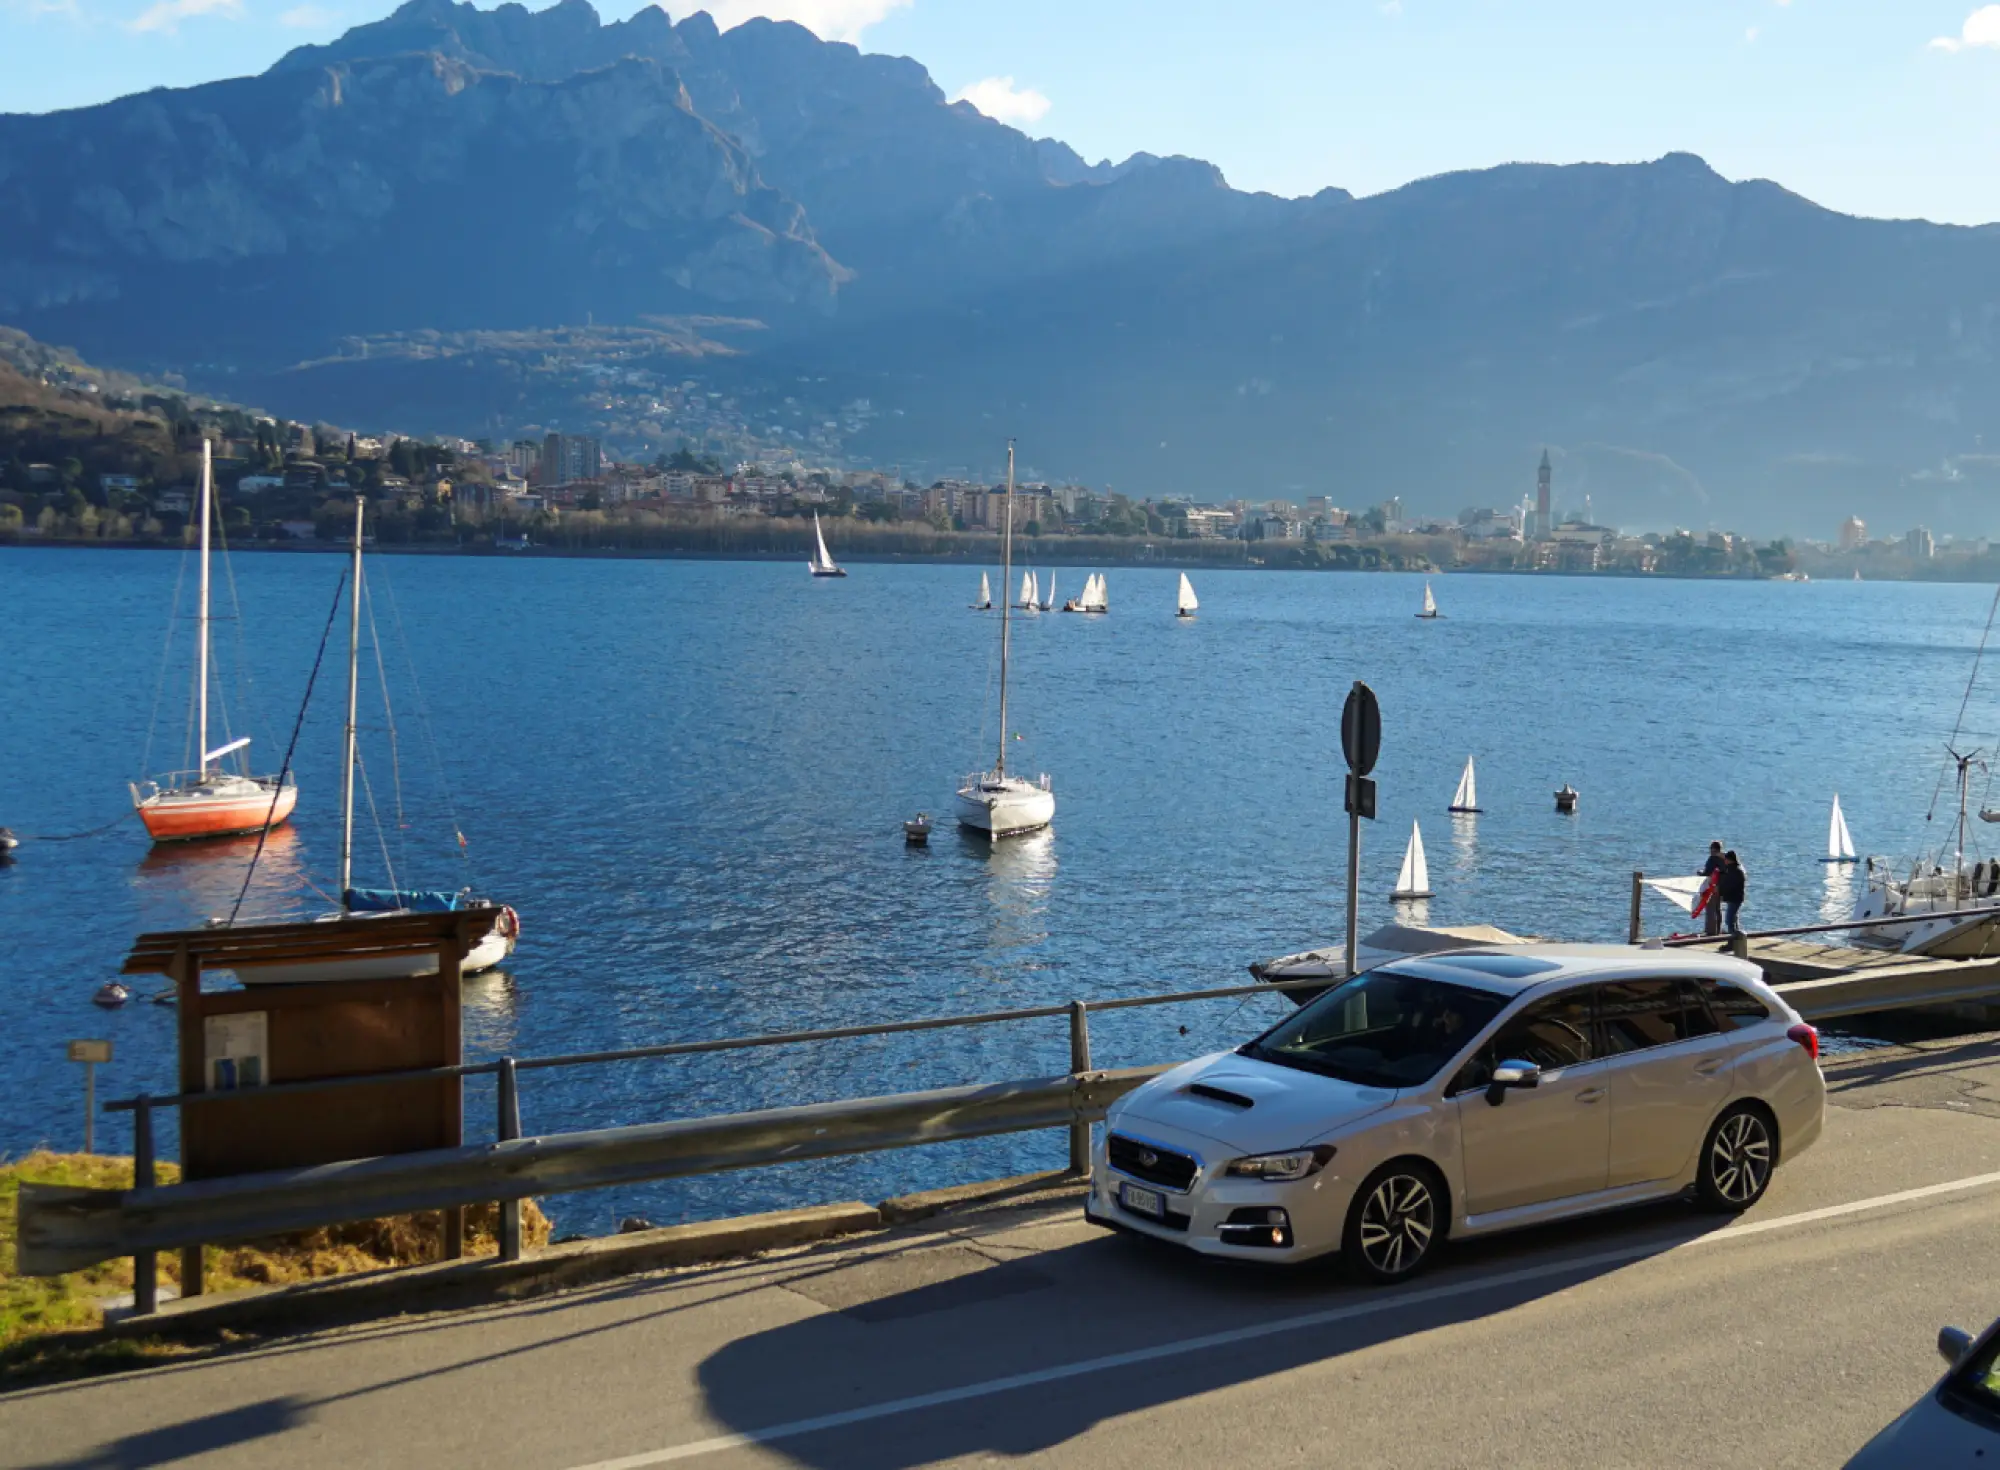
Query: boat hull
955,778,1055,839
235,917,514,985
134,779,297,842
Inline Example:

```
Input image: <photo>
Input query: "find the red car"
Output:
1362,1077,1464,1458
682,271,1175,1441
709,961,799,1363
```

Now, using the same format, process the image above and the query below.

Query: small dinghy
0,827,17,851
1448,756,1481,814
93,982,130,1009
1176,573,1198,619
1391,821,1434,900
1417,581,1441,619
970,572,992,611
904,813,932,845
1555,783,1579,813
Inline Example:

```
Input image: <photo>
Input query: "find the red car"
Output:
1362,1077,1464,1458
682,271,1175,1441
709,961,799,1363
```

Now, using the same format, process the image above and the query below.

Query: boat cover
344,886,463,913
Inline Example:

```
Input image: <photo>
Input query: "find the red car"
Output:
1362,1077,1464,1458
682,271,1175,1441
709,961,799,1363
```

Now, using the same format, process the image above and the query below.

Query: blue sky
6,0,2000,224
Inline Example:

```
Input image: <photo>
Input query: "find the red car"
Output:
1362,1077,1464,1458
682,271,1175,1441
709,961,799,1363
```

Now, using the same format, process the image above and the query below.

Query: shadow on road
20,1395,306,1469
694,1199,1733,1468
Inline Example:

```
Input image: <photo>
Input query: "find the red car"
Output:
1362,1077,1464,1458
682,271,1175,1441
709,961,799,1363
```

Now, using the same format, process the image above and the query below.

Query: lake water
2,547,1995,1233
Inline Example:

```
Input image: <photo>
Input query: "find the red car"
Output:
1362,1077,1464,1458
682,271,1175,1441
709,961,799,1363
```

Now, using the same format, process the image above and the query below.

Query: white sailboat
1391,821,1434,899
1016,569,1039,610
971,572,992,610
1176,573,1198,618
1448,756,1481,814
129,440,298,842
1066,572,1108,614
1040,573,1056,613
957,442,1056,841
235,500,518,985
1823,794,1858,864
808,512,846,577
1417,582,1441,619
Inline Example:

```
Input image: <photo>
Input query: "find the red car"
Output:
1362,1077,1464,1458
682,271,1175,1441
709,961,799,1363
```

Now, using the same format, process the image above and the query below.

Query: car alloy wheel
1345,1164,1440,1284
1699,1106,1775,1211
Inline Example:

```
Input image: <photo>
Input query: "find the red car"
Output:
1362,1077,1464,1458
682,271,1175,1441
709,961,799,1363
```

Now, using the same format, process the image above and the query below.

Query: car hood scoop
1121,1054,1397,1152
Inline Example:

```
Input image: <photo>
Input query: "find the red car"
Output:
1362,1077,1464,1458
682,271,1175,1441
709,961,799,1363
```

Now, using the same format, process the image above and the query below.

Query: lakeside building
1907,526,1935,559
1840,516,1867,551
538,433,602,487
1535,450,1553,540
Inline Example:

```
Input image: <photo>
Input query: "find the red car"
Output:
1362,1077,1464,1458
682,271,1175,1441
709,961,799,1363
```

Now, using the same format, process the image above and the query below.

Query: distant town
0,347,1982,581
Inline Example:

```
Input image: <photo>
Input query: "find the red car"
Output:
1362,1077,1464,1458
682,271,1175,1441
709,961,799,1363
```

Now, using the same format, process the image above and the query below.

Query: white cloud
704,0,911,45
950,75,1051,127
279,2,335,25
1932,5,2000,50
1745,25,1759,42
127,0,240,31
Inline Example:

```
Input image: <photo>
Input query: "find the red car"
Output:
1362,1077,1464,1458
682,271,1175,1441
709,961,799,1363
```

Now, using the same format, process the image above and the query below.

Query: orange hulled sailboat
129,440,297,842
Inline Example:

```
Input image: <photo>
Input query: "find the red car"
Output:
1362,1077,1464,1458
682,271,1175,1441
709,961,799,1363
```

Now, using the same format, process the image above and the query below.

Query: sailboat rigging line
1928,583,2000,824
375,559,475,875
225,570,348,927
359,570,410,870
353,746,402,899
139,547,191,782
212,510,264,768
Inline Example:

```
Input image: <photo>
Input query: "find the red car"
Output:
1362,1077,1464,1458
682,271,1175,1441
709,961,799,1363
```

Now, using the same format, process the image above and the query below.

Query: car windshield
1242,969,1507,1089
1945,1329,2000,1420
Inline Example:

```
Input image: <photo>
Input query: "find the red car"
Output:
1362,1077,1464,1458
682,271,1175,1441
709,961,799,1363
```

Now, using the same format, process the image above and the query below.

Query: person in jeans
1700,840,1725,936
1720,850,1747,934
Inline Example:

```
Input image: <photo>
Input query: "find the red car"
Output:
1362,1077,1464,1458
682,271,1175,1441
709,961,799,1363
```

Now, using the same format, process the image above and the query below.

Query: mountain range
5,0,2000,534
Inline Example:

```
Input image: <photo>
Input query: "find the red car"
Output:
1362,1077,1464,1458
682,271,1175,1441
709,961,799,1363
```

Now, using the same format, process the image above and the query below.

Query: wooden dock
1676,934,2000,1021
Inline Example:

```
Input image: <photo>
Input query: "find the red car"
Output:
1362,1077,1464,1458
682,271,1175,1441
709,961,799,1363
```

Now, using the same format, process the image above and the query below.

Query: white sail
1643,875,1709,914
1019,570,1035,607
1422,582,1438,617
1391,820,1433,899
1177,572,1198,614
975,572,991,609
1041,573,1055,612
810,512,838,574
1829,794,1857,862
1092,573,1109,611
1449,756,1479,812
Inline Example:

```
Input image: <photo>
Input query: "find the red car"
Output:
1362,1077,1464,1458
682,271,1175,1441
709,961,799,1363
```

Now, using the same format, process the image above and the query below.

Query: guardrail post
1067,1001,1093,1175
132,1095,156,1316
1730,930,1750,959
1629,871,1644,944
497,1057,522,1263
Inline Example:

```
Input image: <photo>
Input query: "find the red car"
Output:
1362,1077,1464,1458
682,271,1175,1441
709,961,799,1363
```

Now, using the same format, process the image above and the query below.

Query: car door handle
1694,1059,1726,1076
1575,1087,1607,1103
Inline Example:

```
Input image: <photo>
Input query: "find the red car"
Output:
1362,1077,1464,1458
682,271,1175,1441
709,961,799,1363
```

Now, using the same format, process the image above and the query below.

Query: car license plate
1120,1182,1165,1218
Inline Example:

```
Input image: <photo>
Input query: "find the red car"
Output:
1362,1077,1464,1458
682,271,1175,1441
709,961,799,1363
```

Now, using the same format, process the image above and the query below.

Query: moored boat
131,440,296,843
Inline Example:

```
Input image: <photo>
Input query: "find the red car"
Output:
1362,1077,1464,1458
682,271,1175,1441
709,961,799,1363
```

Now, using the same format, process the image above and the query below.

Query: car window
1598,979,1718,1055
1449,989,1593,1093
1699,979,1771,1031
1243,969,1506,1090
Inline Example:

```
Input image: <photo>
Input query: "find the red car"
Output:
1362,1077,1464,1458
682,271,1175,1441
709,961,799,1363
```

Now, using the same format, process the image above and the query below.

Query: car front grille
1107,1132,1199,1191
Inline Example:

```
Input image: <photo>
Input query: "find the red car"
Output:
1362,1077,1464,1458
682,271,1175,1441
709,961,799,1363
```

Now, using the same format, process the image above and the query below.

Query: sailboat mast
196,438,212,774
996,441,1015,777
339,497,364,901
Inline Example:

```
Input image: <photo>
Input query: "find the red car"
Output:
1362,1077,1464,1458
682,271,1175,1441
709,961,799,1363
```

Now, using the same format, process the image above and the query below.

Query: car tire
1696,1103,1777,1213
1342,1159,1447,1286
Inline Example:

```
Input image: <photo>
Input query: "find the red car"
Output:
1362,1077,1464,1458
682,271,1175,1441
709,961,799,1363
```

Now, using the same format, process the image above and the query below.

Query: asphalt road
6,1032,2000,1470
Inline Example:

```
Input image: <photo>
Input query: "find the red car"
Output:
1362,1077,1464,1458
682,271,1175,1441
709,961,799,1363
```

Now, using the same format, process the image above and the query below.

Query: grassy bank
1,1151,550,1382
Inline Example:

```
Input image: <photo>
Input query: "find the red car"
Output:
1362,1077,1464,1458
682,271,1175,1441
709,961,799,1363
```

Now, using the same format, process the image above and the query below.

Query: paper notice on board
204,1012,268,1091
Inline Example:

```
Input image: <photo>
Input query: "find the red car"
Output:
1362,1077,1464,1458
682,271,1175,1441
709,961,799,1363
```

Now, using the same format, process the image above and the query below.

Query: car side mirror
1484,1060,1541,1107
1938,1326,1974,1366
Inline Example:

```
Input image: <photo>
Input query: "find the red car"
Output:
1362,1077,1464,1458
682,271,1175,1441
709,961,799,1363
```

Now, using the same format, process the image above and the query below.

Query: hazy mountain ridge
6,1,2000,531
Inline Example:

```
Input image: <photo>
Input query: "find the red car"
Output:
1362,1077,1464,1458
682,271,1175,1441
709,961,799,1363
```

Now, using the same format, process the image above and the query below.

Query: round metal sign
1341,681,1381,776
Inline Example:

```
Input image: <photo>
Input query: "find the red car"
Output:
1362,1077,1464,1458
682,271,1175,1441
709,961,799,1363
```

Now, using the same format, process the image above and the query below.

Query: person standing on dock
1700,841,1725,937
1720,850,1747,934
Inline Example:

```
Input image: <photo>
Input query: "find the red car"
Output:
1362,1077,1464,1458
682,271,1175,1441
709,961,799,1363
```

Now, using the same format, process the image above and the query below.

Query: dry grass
2,1151,553,1353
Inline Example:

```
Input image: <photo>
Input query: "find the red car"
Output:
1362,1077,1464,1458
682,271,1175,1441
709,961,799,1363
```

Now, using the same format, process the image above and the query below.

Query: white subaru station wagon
1087,946,1826,1283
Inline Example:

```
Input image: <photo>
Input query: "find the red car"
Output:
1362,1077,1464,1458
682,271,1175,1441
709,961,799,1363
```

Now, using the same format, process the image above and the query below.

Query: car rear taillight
1787,1023,1820,1061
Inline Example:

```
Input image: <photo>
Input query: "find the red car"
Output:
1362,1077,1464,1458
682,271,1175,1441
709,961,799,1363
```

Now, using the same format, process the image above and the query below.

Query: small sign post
67,1039,112,1155
1340,682,1381,980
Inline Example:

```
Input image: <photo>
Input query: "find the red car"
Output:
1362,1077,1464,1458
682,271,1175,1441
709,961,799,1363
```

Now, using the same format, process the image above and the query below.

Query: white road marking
565,1168,2000,1468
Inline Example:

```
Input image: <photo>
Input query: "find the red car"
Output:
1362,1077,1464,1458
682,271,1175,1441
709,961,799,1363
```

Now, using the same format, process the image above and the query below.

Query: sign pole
67,1039,113,1155
1339,681,1382,982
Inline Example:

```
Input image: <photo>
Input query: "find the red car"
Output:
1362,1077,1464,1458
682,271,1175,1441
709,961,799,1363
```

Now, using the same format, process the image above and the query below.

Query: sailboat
956,442,1056,841
1176,573,1198,619
1448,756,1482,814
130,440,298,842
1016,569,1039,611
1417,582,1441,619
808,512,846,577
971,572,992,610
1391,821,1434,899
1039,573,1056,613
235,500,517,984
1065,573,1109,614
1823,795,1858,865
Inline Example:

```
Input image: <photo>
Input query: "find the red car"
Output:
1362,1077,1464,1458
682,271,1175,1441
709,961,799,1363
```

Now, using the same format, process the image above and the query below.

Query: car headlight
1224,1145,1336,1182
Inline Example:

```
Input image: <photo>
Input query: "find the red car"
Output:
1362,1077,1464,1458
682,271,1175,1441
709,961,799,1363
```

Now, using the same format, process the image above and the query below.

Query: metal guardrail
18,1067,1166,1277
